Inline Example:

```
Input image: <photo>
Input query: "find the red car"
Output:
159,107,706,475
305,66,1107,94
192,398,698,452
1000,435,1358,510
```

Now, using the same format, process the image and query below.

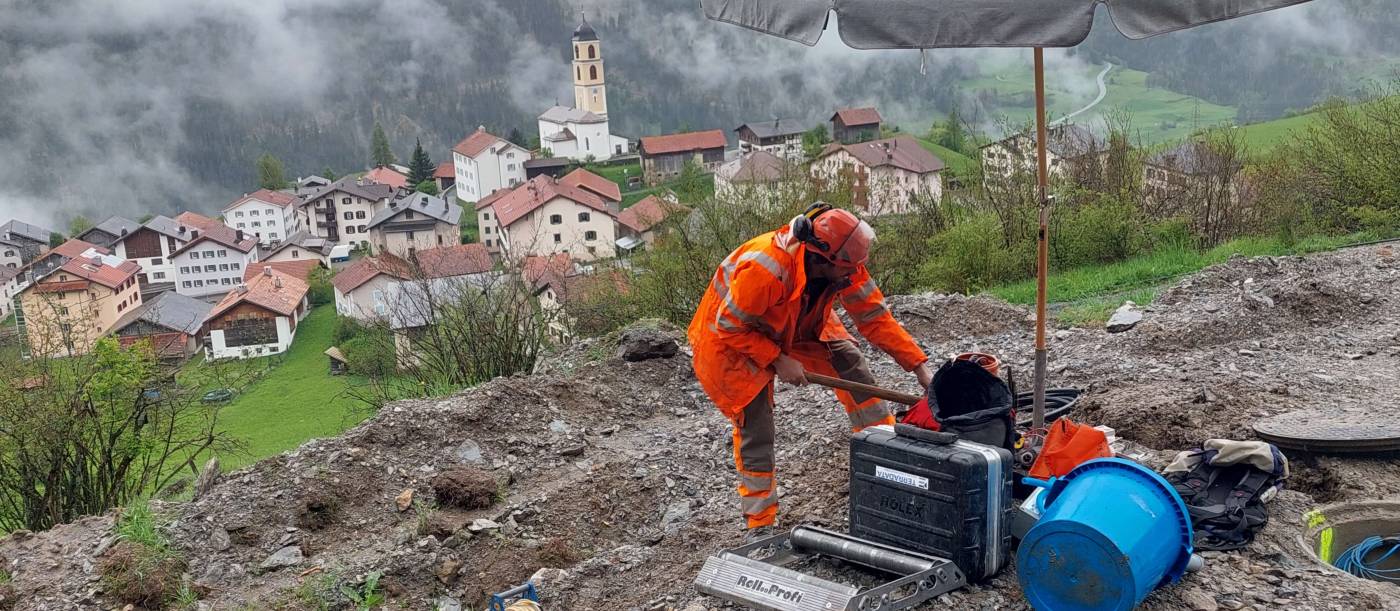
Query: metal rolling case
849,424,1014,582
694,525,966,611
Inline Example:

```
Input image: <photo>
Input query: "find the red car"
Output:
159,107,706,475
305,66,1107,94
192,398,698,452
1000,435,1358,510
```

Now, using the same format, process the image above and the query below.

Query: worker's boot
743,524,779,545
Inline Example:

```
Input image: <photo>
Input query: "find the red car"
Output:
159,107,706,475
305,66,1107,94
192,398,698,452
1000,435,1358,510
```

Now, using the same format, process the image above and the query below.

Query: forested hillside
0,0,1393,224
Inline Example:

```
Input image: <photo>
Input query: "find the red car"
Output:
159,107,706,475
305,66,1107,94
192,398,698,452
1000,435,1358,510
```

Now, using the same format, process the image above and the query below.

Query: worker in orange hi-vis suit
688,203,932,538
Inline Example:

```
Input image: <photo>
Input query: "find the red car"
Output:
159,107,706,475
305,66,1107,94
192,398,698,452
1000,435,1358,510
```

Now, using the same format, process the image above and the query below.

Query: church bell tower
572,14,608,116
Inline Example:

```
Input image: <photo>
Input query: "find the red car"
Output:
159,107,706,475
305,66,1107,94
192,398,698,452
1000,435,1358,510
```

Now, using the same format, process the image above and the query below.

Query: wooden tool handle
804,372,922,406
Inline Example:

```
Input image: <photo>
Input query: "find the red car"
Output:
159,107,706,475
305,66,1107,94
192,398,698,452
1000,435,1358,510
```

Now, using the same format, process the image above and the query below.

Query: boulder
259,546,304,571
616,327,679,362
1106,302,1144,333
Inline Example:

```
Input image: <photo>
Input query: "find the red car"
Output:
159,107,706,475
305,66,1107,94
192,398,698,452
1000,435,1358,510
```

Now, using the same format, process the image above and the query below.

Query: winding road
1053,62,1114,126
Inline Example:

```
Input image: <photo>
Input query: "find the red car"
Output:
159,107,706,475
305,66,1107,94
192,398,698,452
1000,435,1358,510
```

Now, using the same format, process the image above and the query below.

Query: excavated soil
1,245,1399,610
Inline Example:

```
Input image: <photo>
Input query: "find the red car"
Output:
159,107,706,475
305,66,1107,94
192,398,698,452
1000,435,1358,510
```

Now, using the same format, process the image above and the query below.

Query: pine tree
407,139,434,185
371,122,396,167
256,153,288,190
939,108,968,155
507,128,526,147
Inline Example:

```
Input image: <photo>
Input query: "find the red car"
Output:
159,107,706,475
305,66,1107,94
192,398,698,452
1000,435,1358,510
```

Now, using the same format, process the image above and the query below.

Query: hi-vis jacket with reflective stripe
688,227,928,418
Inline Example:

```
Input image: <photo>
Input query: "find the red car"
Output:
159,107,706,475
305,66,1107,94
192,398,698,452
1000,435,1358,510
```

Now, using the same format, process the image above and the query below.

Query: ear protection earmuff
790,202,833,252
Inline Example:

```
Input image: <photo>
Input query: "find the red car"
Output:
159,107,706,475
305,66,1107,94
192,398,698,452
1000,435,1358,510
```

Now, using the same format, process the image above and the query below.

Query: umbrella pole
1032,48,1050,430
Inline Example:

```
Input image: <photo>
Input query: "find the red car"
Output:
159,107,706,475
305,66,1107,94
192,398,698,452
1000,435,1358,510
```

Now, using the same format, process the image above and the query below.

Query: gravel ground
0,245,1398,610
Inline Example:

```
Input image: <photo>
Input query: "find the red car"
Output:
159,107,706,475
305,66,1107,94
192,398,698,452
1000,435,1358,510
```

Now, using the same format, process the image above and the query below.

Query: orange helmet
790,203,875,267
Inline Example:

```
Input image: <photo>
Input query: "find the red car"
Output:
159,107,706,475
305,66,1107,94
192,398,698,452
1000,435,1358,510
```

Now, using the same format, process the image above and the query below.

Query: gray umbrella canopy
701,0,1313,48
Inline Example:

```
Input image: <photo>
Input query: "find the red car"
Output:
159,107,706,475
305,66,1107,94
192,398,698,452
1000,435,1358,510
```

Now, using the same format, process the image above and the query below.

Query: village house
979,123,1102,181
832,107,883,144
639,130,727,186
813,135,945,216
474,173,619,261
452,127,529,204
15,247,141,358
0,219,54,267
536,17,631,162
222,188,303,246
736,119,806,162
243,259,322,285
203,266,310,360
260,230,334,266
523,252,578,341
560,167,623,205
433,162,455,193
617,195,688,251
331,255,410,322
365,166,411,190
76,217,141,249
367,190,463,258
715,150,801,202
386,244,499,366
111,215,196,293
294,176,396,248
1144,140,1246,208
112,291,211,360
0,236,25,270
170,213,261,299
0,267,21,319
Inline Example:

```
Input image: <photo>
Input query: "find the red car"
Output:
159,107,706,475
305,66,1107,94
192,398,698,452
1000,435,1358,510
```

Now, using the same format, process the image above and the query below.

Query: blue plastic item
490,582,538,611
1017,458,1193,611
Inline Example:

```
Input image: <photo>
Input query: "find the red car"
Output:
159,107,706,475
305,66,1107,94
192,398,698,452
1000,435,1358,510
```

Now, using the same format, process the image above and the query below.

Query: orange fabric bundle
1029,419,1112,479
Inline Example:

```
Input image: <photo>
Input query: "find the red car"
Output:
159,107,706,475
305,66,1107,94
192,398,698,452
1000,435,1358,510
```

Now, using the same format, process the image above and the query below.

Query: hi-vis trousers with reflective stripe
730,339,895,529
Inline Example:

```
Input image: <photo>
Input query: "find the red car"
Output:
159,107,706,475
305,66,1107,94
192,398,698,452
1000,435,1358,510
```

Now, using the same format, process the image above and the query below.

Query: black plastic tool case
849,424,1013,581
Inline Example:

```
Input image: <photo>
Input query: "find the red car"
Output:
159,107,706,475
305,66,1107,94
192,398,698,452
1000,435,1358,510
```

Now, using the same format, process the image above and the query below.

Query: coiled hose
1014,388,1081,428
1335,536,1400,582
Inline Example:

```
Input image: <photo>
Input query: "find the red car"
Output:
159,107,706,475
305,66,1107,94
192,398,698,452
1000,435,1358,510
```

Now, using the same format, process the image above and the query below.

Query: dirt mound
1,245,1399,610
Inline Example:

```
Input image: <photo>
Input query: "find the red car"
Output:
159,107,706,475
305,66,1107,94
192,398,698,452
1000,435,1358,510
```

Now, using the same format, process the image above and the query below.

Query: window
231,263,240,270
193,280,203,287
190,252,200,260
407,231,415,241
588,45,596,59
588,246,597,255
437,235,444,245
355,211,366,219
484,212,490,220
406,211,414,220
152,258,163,266
484,226,491,235
291,250,300,259
507,152,515,160
153,272,165,280
205,265,216,273
180,267,189,274
574,45,579,59
585,230,597,241
343,212,354,221
553,233,562,244
269,232,278,240
183,281,191,288
59,306,69,315
549,214,562,225
222,277,233,285
220,264,230,271
576,67,581,80
578,212,591,222
235,211,244,218
507,164,516,171
342,197,351,206
358,225,367,233
485,239,492,247
589,65,598,79
344,226,354,235
208,250,218,258
251,221,261,228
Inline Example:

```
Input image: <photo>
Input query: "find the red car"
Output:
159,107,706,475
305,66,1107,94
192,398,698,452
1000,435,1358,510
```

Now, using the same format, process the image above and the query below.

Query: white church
538,17,631,162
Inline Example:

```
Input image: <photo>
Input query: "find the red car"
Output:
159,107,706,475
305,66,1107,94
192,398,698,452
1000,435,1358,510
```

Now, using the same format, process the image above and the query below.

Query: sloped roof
365,166,410,190
222,188,301,211
819,135,945,175
1147,140,1241,176
208,268,309,320
415,243,493,278
331,255,411,294
1,219,54,244
114,291,211,336
367,191,462,229
619,196,689,234
433,162,455,179
263,230,333,258
832,107,883,127
243,259,321,283
719,150,793,184
476,175,615,228
51,238,105,258
453,127,517,158
573,16,598,41
54,249,139,290
542,127,577,143
983,123,1102,159
169,220,259,256
522,253,575,287
296,175,396,205
640,130,727,156
560,168,622,203
524,158,570,170
174,211,222,232
84,217,140,239
539,106,607,125
0,266,21,284
141,215,195,239
736,119,806,140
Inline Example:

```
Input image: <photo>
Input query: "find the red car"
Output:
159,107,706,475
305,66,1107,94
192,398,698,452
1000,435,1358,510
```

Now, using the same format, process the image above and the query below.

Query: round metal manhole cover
1253,409,1400,453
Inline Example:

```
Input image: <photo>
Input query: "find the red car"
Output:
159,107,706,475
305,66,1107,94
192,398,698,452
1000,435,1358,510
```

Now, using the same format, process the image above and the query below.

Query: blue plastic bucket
1018,458,1193,611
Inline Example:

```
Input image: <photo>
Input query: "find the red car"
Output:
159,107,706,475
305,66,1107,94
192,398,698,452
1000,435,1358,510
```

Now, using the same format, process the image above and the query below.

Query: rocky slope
2,244,1399,610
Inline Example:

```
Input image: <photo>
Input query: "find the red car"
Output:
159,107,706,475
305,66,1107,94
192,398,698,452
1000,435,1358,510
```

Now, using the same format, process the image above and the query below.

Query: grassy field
1236,111,1322,152
195,305,366,471
911,137,977,176
987,232,1373,324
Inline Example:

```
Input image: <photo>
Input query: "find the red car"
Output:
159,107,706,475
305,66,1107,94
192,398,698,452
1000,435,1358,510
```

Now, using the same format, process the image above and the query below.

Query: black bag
929,359,1015,450
1163,441,1288,551
849,424,1013,581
